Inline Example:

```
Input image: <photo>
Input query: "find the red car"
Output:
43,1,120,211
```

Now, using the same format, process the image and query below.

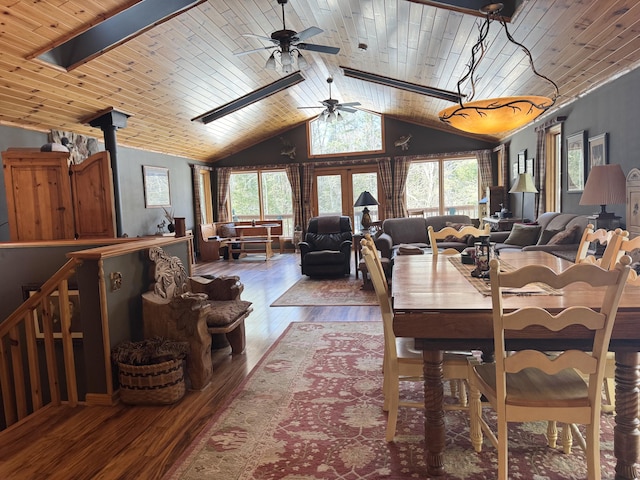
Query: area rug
164,322,616,479
271,276,377,306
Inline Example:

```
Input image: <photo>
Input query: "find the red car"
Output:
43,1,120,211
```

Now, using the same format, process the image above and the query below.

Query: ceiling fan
298,77,361,121
234,0,339,72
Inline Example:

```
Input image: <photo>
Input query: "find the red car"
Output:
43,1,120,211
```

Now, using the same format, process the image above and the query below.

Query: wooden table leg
423,349,445,477
615,351,640,480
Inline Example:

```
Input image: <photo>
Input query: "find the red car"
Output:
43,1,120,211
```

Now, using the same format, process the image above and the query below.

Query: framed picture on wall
143,165,171,208
567,131,586,192
511,161,518,182
526,158,534,176
588,133,608,171
518,150,527,174
23,287,83,339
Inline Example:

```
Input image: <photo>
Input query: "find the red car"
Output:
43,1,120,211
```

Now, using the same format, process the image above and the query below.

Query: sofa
489,212,590,258
376,215,482,261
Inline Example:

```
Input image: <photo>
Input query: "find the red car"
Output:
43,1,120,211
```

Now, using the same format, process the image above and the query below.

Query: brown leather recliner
299,216,353,277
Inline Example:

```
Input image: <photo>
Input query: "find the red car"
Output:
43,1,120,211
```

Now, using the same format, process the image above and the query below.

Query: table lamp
354,191,378,231
509,173,538,222
579,164,626,218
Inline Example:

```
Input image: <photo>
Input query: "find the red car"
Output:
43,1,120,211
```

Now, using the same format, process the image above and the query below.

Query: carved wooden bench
141,246,252,390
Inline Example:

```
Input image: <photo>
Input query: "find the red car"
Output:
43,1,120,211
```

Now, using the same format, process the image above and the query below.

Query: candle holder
471,235,495,278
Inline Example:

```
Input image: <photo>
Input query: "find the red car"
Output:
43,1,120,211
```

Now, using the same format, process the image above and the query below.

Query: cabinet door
2,150,75,241
71,151,116,238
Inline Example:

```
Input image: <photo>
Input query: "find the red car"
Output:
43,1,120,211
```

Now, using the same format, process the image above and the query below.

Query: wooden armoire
2,148,116,241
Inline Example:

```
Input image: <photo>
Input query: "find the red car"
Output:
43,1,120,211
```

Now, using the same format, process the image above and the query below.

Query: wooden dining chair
361,246,470,442
428,224,491,258
575,224,628,266
467,256,632,480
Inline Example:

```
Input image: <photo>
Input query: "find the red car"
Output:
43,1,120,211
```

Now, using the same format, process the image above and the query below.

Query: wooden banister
0,258,81,431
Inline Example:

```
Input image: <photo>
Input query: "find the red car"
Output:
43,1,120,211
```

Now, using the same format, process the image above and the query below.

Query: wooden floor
0,252,379,480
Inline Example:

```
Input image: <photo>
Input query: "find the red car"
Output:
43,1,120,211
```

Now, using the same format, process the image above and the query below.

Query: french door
313,166,383,231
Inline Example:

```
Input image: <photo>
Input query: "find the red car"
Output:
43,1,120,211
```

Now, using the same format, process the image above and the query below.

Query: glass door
314,166,382,231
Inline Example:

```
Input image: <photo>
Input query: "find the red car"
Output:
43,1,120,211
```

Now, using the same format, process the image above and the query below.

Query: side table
482,217,525,232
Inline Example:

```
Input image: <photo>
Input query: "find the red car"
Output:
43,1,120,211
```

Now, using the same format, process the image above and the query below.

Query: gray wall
505,67,640,223
216,116,496,167
0,124,200,241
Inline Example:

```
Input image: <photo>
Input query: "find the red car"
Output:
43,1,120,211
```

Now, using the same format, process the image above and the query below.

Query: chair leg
602,377,616,413
585,421,601,480
225,321,246,354
385,375,400,442
547,421,558,449
469,379,484,452
497,416,509,480
458,380,468,407
561,423,574,455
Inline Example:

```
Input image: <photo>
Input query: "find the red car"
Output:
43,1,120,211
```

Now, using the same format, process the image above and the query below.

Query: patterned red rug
164,322,616,479
271,276,377,306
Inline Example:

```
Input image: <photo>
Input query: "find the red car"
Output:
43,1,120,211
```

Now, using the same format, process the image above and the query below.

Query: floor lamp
509,173,538,222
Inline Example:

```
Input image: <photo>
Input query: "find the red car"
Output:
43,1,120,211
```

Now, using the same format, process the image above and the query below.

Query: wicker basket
118,359,185,405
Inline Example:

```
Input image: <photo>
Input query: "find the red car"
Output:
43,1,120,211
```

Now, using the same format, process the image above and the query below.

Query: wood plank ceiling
1,0,639,163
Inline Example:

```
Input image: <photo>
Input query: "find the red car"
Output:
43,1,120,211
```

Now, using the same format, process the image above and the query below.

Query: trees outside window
228,170,293,236
309,110,383,157
406,157,479,217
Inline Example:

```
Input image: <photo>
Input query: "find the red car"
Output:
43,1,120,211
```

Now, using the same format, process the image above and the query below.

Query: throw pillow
218,223,237,238
537,229,563,245
504,224,542,246
443,222,473,243
547,225,580,245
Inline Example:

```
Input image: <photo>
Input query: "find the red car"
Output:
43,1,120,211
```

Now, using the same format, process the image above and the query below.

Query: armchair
299,215,353,277
141,246,252,390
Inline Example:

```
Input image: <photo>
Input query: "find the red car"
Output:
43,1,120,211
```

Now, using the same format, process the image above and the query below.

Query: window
228,170,294,235
308,110,384,157
406,157,479,217
198,170,213,224
314,167,382,230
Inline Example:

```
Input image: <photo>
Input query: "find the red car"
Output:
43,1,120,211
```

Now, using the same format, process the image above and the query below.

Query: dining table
391,251,640,479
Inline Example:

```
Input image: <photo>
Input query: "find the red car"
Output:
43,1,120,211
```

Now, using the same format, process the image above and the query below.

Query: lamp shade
438,96,553,135
509,173,538,194
354,191,379,207
579,164,626,208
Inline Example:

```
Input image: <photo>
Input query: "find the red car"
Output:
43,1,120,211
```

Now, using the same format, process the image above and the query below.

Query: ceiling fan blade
294,26,323,42
296,43,340,54
338,102,361,107
241,33,279,44
234,46,277,57
337,106,358,113
297,106,324,109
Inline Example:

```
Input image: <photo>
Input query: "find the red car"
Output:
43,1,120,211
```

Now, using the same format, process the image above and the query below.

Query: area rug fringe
164,321,616,479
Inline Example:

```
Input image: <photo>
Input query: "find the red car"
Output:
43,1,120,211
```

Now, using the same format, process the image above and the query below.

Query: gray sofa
489,212,589,258
376,215,481,260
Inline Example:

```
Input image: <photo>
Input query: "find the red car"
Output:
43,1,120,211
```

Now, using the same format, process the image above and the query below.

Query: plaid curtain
535,128,546,218
476,149,493,195
301,163,315,232
393,157,410,218
286,164,303,231
216,167,231,222
377,157,394,219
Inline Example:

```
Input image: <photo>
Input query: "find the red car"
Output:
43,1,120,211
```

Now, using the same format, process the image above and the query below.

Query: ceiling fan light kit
298,76,361,122
236,0,339,74
438,3,559,135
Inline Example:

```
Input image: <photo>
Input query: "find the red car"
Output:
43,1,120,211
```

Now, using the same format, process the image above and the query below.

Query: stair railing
0,258,82,431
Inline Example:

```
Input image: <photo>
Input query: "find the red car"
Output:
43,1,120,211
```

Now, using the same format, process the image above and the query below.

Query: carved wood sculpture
141,247,252,390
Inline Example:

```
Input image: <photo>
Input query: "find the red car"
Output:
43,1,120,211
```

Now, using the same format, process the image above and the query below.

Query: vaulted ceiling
1,1,639,162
